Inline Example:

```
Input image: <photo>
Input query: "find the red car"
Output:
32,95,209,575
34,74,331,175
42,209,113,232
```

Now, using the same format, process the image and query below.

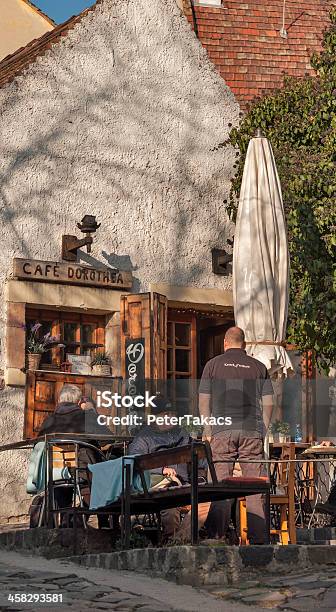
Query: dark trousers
210,430,268,544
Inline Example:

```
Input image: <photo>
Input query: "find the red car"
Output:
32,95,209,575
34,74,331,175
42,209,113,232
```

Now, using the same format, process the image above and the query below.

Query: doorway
168,307,234,379
167,305,234,415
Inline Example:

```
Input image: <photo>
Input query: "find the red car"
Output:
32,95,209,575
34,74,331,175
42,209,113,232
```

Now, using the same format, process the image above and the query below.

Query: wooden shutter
120,292,167,381
120,293,152,380
152,292,168,380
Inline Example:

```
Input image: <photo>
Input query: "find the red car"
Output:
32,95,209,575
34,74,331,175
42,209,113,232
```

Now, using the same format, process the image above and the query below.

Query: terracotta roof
0,1,100,89
22,0,56,27
183,0,332,107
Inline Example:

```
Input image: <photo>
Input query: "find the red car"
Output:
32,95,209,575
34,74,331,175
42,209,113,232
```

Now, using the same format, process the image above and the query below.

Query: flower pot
92,364,111,376
278,433,288,443
27,353,42,370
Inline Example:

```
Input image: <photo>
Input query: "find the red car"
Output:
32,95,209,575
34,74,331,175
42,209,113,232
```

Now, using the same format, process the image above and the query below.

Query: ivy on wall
227,11,336,371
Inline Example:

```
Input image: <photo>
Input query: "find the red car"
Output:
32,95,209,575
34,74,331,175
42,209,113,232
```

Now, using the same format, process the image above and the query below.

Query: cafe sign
13,258,132,290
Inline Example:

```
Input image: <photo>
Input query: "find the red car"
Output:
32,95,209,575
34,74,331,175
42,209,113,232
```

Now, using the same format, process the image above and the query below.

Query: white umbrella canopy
233,131,293,379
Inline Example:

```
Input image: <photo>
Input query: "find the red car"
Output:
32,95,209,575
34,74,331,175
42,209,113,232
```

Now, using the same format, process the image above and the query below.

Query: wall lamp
62,215,101,262
211,239,234,275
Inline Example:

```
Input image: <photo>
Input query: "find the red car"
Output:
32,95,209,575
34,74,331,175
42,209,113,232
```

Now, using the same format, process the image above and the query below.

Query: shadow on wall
78,250,140,291
0,388,31,521
101,251,138,273
0,1,240,288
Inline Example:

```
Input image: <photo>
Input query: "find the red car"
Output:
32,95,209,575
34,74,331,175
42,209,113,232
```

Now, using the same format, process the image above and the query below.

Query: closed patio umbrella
233,130,293,379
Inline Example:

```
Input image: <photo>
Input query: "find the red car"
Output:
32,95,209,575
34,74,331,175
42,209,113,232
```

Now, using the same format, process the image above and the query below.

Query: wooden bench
94,441,270,546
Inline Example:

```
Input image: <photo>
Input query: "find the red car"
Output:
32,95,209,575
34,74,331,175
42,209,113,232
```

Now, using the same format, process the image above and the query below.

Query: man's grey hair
59,384,82,404
224,326,245,347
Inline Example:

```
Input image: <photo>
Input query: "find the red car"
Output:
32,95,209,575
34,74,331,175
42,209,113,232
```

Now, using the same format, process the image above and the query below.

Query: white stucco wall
0,0,239,521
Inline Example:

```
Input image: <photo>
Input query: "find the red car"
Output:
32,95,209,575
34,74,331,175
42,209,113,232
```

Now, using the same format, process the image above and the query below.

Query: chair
238,476,270,546
238,497,249,544
270,443,296,544
48,443,84,528
41,438,107,529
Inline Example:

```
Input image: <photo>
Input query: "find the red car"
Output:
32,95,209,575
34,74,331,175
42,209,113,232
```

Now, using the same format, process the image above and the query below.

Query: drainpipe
191,1,199,38
183,0,199,39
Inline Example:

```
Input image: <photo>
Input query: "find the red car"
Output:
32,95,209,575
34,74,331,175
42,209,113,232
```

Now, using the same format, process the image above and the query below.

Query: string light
170,308,233,319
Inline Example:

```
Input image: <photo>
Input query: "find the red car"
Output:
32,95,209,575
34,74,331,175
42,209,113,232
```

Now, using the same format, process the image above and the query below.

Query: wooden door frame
167,310,197,380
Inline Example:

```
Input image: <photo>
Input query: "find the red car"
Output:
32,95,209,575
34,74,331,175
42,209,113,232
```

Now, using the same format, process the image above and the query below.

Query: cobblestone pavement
207,567,336,610
0,552,252,612
0,552,335,611
0,562,182,611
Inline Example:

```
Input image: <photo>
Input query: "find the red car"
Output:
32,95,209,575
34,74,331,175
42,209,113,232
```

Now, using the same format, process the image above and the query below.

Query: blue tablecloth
88,456,150,510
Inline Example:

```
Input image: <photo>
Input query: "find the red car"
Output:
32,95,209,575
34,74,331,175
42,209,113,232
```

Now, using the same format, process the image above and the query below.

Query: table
269,442,310,456
0,433,131,453
269,444,336,529
269,442,313,531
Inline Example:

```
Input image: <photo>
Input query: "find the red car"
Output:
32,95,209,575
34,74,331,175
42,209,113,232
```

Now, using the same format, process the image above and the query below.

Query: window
167,316,196,380
26,308,105,369
167,312,197,416
195,0,222,6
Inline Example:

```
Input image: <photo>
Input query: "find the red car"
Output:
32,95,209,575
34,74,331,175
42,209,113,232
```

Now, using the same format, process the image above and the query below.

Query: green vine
227,11,336,371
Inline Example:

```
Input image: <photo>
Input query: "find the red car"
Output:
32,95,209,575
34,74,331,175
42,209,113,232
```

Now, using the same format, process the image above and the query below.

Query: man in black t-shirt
199,326,274,544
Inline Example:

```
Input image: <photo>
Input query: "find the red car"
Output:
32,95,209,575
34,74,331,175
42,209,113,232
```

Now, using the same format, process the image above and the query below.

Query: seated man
39,384,110,437
128,396,212,542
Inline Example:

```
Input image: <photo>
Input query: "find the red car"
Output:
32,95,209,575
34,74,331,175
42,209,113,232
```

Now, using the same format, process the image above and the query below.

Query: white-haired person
38,384,111,526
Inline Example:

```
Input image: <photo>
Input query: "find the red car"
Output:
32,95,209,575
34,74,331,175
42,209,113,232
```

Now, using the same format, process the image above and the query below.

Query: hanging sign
125,338,145,396
13,258,132,290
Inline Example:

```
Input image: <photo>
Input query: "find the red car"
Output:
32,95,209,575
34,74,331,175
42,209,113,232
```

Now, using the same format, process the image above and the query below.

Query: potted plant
91,351,111,376
278,421,291,443
270,420,291,443
25,322,63,370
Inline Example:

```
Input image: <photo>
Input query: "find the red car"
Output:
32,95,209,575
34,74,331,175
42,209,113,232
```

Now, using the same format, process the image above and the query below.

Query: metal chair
42,438,107,529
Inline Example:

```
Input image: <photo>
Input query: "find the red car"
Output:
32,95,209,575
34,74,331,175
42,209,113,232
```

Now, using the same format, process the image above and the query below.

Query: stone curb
0,528,115,558
1,529,336,586
297,526,336,544
67,543,336,587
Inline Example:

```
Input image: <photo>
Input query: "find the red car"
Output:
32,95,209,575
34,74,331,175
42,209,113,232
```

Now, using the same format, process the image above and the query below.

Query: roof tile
185,0,332,106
